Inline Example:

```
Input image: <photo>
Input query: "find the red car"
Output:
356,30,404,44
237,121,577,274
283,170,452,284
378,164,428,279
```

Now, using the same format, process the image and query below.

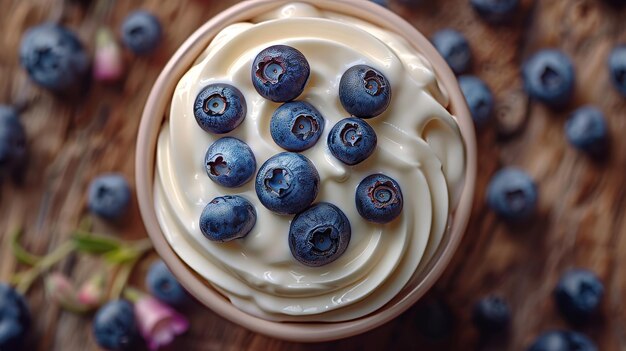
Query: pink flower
93,27,124,82
77,273,105,308
134,295,189,350
45,272,77,306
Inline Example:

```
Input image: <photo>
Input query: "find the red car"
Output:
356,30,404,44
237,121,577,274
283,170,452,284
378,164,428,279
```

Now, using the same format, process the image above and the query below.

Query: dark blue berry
93,300,139,351
339,65,391,119
199,195,256,242
252,45,310,102
120,11,162,55
255,152,320,215
327,117,377,165
608,45,626,96
0,106,27,178
0,283,30,350
522,49,575,108
20,23,89,93
88,173,132,221
270,101,325,152
472,295,511,334
355,174,403,223
146,260,188,306
554,269,604,324
486,167,537,221
458,75,494,127
470,0,520,24
564,106,608,156
527,331,597,351
205,137,256,187
431,29,471,75
288,202,351,267
370,0,388,6
413,298,454,340
194,83,246,134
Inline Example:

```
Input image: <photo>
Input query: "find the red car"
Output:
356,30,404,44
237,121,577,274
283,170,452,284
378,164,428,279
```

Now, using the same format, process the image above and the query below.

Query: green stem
10,229,42,266
122,287,144,303
110,240,152,299
14,241,76,294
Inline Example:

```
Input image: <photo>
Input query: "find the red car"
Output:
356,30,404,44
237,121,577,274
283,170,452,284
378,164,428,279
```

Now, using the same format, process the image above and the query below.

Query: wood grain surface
1,0,625,350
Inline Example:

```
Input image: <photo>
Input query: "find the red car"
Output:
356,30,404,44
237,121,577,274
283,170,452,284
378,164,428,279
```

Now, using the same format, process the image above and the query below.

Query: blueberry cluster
194,45,404,266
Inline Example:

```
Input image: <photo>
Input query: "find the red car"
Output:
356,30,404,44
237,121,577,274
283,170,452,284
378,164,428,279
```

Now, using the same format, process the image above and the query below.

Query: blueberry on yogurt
205,137,256,188
431,29,471,75
328,117,377,165
522,49,575,108
199,195,256,242
194,83,246,134
355,174,403,223
255,152,320,215
339,64,391,118
486,167,537,221
252,45,310,102
289,202,351,267
270,101,325,152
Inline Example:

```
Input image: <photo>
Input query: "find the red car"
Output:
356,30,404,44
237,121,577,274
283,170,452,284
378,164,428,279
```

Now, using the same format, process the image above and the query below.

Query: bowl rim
135,0,477,343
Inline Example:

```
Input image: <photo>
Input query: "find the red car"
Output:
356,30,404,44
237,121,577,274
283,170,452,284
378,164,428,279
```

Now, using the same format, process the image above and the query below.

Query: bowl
136,0,476,342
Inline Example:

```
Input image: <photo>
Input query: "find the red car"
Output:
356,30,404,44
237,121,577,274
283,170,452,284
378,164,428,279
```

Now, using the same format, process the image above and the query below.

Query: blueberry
522,49,575,108
355,174,403,223
339,65,391,118
470,0,520,24
458,75,494,127
0,106,27,178
608,45,626,96
88,173,132,221
20,23,89,93
93,300,140,351
199,195,256,242
413,298,454,340
146,260,188,306
327,117,377,165
205,137,256,187
120,10,162,55
527,331,597,351
472,295,511,334
486,167,537,221
255,152,320,215
270,101,325,152
194,83,246,134
564,106,608,155
369,0,388,6
431,29,472,75
288,202,351,267
252,45,310,102
554,269,603,324
0,283,30,350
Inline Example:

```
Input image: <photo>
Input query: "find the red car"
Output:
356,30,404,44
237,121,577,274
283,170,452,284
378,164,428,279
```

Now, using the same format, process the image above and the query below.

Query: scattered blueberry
0,283,30,350
431,29,472,75
486,167,537,221
339,64,391,119
205,137,256,187
327,117,377,165
472,295,511,334
288,202,351,267
458,75,494,127
255,152,320,215
564,106,608,156
522,49,575,108
146,260,188,306
120,10,162,55
608,45,626,96
470,0,520,24
252,45,310,102
413,298,454,340
527,330,597,351
93,300,139,351
199,195,256,242
554,269,604,324
370,0,388,6
270,101,325,152
193,83,246,134
20,23,89,93
0,106,27,178
88,173,132,221
355,174,403,223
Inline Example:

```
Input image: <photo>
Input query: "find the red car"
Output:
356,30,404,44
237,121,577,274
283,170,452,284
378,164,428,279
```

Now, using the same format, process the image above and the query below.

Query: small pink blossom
134,295,189,350
77,274,105,308
93,27,124,82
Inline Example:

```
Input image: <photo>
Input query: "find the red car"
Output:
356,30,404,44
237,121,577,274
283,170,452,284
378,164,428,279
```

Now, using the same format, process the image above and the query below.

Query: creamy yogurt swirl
154,2,466,321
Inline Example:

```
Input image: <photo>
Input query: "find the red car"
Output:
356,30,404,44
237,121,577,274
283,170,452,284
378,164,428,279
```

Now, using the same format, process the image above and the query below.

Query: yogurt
154,2,466,322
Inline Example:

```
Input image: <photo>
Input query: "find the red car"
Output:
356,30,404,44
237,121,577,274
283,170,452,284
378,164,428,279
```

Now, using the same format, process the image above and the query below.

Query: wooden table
1,0,625,350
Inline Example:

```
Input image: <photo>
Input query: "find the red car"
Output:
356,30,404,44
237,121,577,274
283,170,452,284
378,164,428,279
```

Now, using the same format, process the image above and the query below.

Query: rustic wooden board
1,0,625,350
